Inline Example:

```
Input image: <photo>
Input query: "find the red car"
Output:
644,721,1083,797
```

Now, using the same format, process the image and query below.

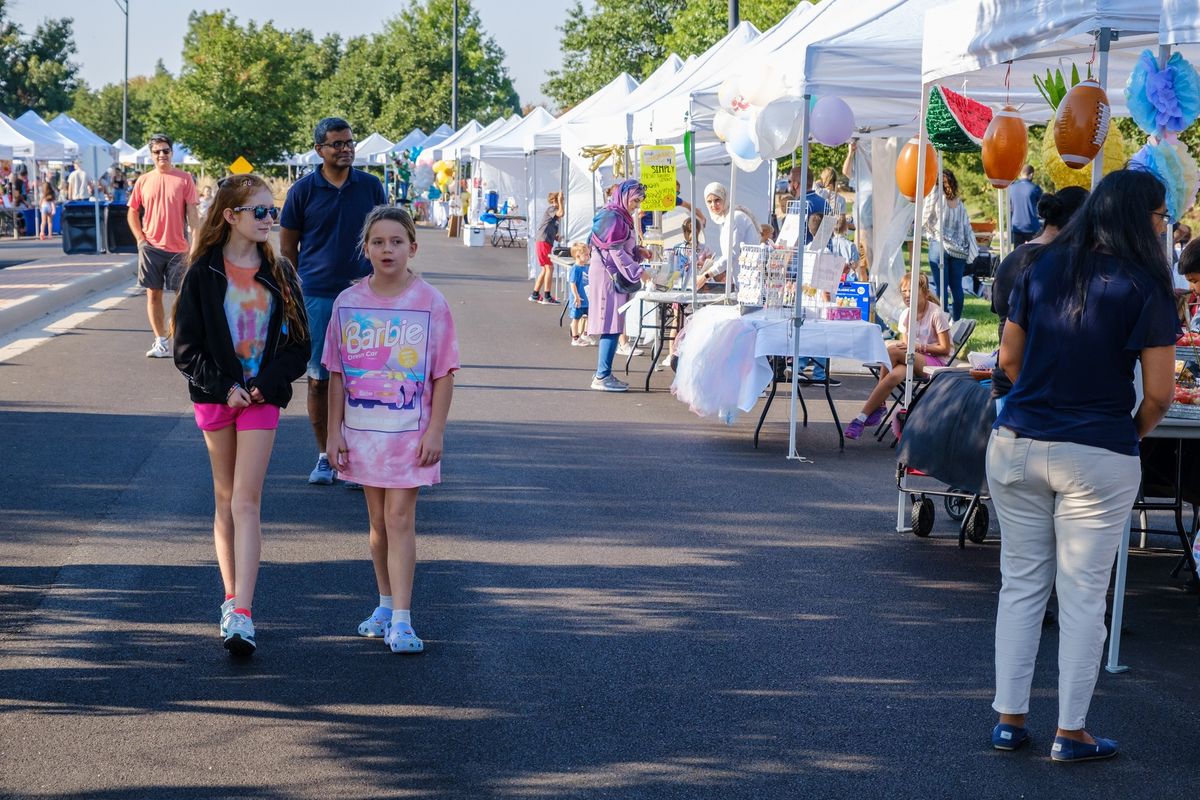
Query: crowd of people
1,159,138,238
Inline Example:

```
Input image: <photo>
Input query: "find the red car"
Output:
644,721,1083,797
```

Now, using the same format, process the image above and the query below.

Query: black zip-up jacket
173,245,310,407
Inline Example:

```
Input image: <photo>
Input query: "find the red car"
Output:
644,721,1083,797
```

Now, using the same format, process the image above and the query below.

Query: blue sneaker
1051,735,1118,763
219,598,235,637
308,454,335,485
992,723,1031,751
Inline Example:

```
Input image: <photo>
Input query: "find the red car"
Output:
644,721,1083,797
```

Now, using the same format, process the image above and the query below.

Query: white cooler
463,226,485,247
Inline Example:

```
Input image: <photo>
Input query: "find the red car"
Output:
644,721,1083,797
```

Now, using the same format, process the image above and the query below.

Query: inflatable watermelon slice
926,85,993,152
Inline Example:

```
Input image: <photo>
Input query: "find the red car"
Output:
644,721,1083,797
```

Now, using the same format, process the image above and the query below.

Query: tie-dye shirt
321,275,460,489
223,261,274,381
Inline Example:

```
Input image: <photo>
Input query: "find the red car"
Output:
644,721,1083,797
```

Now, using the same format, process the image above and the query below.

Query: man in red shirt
128,133,200,358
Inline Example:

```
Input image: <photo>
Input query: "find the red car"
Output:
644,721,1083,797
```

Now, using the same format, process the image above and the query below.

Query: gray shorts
138,243,185,291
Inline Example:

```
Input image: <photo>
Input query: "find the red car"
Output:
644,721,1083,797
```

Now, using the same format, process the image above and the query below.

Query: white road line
0,285,139,364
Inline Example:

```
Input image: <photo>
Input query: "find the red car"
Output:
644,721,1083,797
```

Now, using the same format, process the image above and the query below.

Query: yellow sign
228,156,254,175
639,145,676,212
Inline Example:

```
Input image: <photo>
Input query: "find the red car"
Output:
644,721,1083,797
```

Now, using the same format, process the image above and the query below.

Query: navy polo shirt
280,166,387,298
996,247,1178,456
1008,178,1043,234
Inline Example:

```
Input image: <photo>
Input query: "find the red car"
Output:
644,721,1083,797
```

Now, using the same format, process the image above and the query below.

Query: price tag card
639,146,677,212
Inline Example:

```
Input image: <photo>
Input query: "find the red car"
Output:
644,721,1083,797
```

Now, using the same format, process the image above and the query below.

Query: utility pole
451,0,459,130
114,0,129,142
729,0,739,31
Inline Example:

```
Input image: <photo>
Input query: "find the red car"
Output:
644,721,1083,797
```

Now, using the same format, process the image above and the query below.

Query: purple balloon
810,96,855,146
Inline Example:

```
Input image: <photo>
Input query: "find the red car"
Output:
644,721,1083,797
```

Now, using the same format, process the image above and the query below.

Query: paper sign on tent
639,146,676,212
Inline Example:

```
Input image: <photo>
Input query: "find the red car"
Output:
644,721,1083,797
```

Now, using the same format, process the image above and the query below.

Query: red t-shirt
129,167,198,253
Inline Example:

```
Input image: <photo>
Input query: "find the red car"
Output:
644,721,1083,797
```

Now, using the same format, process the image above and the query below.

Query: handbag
597,247,642,294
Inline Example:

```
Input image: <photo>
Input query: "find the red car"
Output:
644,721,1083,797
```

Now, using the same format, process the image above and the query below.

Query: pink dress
321,276,460,488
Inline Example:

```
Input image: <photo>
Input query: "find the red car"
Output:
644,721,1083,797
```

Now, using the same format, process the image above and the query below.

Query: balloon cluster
1124,49,1200,220
431,159,455,194
712,64,856,169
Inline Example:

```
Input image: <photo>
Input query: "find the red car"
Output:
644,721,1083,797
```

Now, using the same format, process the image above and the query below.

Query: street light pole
729,0,739,31
114,0,129,143
451,0,459,130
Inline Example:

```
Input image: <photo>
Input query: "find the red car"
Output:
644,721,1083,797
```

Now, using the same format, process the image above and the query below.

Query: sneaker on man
384,622,424,654
590,375,629,392
357,609,390,638
309,454,336,485
219,598,236,637
223,612,256,656
146,337,171,358
616,342,644,357
538,295,559,305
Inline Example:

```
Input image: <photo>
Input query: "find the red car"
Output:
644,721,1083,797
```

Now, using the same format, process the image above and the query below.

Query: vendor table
673,305,891,447
618,290,728,390
1107,416,1200,673
490,214,526,248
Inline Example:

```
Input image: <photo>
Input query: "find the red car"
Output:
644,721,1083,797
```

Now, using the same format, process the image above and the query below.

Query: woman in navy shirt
987,170,1176,762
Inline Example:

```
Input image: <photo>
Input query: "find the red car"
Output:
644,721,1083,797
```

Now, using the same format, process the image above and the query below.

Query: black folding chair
873,317,977,442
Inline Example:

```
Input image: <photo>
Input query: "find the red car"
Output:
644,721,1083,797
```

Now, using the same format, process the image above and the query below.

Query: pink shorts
923,354,947,367
194,402,280,432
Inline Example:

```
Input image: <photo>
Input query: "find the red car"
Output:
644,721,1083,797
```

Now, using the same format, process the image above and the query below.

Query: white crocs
384,623,424,654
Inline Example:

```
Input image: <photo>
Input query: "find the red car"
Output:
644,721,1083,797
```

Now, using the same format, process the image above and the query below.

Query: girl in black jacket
172,174,309,657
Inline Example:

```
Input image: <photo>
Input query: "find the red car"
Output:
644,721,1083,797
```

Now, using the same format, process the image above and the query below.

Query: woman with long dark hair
923,168,975,320
172,174,310,656
987,170,1176,762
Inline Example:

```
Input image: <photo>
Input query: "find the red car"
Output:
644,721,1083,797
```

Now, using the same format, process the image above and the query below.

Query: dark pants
929,239,966,321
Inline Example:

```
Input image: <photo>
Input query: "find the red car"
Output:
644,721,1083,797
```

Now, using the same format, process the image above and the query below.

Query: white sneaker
570,338,585,347
219,598,236,637
223,612,256,656
616,342,644,357
591,375,629,392
579,335,597,346
145,337,170,358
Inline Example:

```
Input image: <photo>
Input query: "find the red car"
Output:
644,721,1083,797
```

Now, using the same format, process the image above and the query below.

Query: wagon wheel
945,491,971,521
965,503,990,544
911,496,935,538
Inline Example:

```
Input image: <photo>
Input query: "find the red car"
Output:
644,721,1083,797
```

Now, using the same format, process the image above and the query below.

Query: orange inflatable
982,106,1028,188
1054,79,1111,169
896,139,938,200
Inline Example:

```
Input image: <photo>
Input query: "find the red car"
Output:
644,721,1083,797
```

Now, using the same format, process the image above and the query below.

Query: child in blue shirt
568,242,593,346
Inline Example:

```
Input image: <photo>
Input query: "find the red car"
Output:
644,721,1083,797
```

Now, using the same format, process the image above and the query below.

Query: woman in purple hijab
586,179,649,392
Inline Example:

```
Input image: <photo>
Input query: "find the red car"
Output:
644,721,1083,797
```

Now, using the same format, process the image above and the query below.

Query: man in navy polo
280,117,387,485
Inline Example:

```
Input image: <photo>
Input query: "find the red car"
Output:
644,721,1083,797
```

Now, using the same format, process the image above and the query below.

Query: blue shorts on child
569,305,588,320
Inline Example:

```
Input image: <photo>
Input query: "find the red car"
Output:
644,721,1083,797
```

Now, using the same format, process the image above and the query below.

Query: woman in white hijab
700,182,759,289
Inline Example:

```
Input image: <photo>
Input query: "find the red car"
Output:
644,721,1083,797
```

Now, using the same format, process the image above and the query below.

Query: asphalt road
1,231,1198,799
0,237,68,269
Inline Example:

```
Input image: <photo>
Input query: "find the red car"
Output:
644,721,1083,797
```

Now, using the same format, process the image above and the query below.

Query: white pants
986,428,1140,730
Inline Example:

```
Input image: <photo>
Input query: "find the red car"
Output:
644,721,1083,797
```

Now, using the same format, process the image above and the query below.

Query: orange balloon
896,139,937,201
982,106,1028,188
1054,79,1111,169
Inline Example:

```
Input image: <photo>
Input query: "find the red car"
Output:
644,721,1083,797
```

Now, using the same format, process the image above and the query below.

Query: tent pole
1092,27,1112,190
787,94,812,461
689,124,697,313
725,159,737,304
898,83,932,532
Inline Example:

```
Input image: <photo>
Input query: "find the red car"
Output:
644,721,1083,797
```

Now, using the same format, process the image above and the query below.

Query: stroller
895,370,996,547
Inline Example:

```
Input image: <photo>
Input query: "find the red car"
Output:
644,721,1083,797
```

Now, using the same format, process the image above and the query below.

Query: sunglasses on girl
233,205,280,222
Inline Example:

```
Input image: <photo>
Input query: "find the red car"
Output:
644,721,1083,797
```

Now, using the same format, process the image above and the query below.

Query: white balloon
745,63,783,107
717,75,742,114
731,152,763,173
713,109,737,143
755,97,803,159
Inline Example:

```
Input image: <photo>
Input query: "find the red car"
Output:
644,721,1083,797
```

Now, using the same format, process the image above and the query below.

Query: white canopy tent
441,116,516,162
15,111,79,160
427,119,483,161
421,123,455,150
2,111,70,160
527,72,641,154
0,114,39,159
128,141,201,166
383,128,429,163
50,113,118,179
112,138,137,161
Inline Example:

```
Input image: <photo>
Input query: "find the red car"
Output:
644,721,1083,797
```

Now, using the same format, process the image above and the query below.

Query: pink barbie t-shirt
321,276,460,488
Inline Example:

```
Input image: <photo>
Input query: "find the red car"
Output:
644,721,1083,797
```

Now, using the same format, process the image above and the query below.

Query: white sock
378,594,393,610
319,451,328,459
854,413,868,423
391,609,411,628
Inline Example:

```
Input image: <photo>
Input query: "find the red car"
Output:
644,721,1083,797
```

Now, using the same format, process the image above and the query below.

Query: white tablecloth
618,290,727,340
672,305,891,420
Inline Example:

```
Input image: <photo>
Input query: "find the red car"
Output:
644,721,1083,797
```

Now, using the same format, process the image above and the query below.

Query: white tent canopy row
124,141,201,166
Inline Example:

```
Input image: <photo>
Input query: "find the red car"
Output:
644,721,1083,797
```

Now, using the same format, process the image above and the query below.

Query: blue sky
15,1,591,108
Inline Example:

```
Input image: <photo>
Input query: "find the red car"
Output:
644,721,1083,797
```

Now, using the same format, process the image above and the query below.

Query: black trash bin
61,201,103,254
105,204,138,254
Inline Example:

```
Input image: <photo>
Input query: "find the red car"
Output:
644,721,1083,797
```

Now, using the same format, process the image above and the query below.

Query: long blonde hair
900,271,940,309
174,174,305,337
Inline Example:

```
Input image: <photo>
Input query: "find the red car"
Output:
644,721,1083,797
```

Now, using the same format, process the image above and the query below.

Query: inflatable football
982,106,1028,188
1054,79,1111,169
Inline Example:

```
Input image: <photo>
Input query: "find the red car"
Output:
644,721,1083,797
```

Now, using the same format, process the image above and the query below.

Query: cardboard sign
639,146,676,212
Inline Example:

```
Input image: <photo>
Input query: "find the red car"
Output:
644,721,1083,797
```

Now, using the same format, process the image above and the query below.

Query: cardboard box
836,281,872,320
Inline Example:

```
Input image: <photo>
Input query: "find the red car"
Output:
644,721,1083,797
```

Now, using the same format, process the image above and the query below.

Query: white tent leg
787,96,812,462
1092,27,1112,191
725,160,737,304
689,128,697,313
897,84,932,532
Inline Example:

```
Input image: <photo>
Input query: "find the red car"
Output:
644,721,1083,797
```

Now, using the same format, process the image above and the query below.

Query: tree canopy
0,0,80,117
317,0,519,139
70,62,174,146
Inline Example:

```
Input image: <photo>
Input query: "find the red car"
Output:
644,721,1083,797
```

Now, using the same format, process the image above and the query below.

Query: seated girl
845,272,951,440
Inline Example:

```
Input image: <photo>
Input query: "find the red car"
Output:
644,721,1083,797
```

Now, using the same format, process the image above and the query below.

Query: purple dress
586,208,644,336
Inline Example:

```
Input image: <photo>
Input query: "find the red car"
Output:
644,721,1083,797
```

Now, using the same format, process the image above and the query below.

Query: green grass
960,294,1000,355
